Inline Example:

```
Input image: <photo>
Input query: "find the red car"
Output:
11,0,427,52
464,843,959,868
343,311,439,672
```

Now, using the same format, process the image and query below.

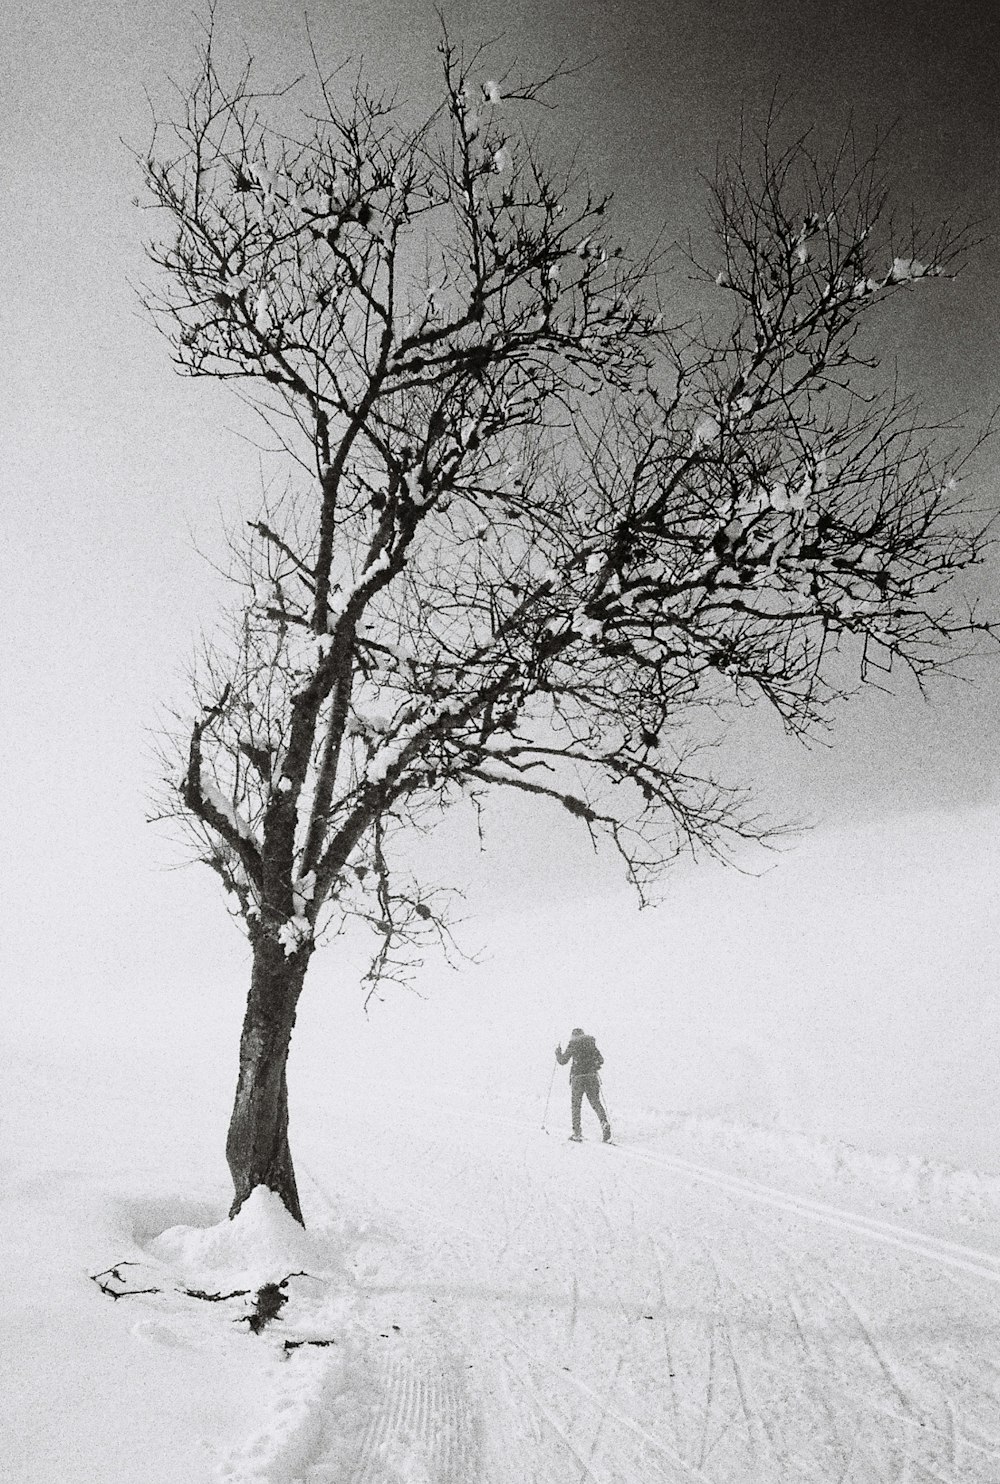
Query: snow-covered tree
142,25,994,1224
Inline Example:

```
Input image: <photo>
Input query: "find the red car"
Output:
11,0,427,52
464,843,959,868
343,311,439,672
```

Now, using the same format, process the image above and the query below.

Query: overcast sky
3,0,999,1007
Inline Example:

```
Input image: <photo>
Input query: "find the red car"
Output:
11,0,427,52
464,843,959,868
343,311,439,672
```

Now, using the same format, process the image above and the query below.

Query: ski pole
541,1057,558,1132
598,1074,613,1126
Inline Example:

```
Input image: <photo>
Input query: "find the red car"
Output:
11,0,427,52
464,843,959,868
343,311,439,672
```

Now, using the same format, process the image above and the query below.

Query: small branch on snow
89,1264,162,1300
182,1284,251,1302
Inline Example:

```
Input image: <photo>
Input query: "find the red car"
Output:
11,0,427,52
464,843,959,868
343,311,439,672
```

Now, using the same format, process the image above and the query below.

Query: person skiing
555,1028,612,1142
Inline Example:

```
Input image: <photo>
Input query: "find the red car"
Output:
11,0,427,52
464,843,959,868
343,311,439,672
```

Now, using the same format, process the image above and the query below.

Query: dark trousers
571,1073,610,1135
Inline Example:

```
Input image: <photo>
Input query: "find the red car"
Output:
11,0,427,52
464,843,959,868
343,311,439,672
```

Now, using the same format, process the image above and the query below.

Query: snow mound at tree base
95,1183,482,1484
149,1186,349,1291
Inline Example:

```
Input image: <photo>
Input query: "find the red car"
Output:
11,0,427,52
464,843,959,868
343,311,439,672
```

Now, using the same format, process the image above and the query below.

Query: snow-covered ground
4,806,1000,1482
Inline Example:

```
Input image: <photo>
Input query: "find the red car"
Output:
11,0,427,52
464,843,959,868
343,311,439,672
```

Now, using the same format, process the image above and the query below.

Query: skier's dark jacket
556,1033,604,1079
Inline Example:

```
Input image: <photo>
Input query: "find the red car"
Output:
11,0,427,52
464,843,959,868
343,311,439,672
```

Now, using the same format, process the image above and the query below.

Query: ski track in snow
614,1143,1000,1285
282,1083,1000,1484
350,1350,481,1483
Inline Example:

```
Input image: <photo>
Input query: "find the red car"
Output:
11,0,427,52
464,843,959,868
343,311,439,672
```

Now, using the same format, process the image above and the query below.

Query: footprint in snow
131,1317,193,1349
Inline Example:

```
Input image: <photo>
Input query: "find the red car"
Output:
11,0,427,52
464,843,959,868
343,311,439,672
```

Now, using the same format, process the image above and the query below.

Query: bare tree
141,22,994,1224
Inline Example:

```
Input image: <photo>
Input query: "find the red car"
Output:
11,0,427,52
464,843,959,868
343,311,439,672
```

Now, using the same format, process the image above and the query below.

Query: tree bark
226,934,311,1224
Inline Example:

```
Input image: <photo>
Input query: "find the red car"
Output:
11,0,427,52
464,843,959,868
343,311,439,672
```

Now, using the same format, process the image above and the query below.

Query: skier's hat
570,1026,585,1036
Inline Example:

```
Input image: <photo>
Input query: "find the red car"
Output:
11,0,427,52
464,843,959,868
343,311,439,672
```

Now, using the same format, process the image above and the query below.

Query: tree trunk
226,934,311,1224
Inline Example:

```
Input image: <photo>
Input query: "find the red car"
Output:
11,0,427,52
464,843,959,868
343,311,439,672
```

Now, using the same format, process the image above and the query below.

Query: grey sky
3,0,999,997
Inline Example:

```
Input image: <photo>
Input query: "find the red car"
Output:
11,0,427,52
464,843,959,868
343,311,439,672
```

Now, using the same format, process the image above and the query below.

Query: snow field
0,1173,272,1483
299,1080,1000,1482
4,805,1000,1480
6,1025,1000,1481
